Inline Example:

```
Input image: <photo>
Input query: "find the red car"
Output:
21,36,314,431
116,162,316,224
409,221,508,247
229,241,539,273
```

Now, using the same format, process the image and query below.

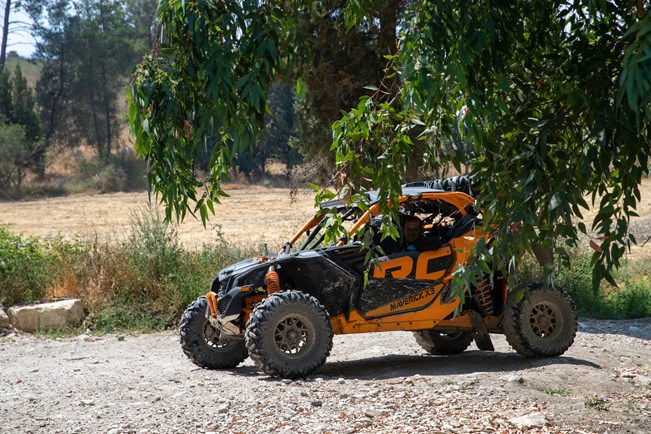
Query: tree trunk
99,0,111,157
86,48,103,156
43,42,67,149
0,0,11,73
377,0,399,57
102,62,111,156
90,83,102,156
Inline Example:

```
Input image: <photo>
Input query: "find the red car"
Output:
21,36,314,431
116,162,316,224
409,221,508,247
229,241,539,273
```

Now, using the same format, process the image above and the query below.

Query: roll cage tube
335,192,475,246
336,203,380,246
285,191,476,251
282,214,324,254
300,207,358,251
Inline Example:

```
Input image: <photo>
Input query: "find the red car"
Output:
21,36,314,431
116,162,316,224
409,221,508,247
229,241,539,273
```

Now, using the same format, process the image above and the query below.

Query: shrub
76,208,251,333
557,251,651,319
0,228,55,306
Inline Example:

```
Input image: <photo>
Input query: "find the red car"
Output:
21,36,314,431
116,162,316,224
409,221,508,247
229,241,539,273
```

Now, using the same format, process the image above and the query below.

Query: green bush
497,249,651,319
0,228,56,306
557,251,651,319
72,151,147,194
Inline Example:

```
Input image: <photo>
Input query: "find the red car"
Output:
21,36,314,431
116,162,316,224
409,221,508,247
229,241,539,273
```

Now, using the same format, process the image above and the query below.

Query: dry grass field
0,184,315,251
1,178,651,256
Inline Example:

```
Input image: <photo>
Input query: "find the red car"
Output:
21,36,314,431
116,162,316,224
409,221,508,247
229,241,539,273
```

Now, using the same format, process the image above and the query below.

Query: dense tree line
3,0,414,194
30,0,156,158
0,63,42,190
0,0,160,193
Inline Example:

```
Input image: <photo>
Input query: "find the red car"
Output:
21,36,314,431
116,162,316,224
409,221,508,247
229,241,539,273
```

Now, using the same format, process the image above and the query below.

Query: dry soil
0,319,650,433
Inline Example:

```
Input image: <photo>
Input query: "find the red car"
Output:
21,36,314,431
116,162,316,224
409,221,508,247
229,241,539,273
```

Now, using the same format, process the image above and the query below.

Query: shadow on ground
230,350,600,382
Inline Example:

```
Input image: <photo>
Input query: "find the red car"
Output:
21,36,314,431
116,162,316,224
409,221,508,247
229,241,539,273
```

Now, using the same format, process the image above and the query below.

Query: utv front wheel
503,283,577,357
179,296,248,369
413,330,474,355
245,290,333,379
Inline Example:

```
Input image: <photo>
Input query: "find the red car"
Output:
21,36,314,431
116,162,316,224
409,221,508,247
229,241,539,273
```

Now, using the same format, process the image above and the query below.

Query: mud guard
467,310,495,351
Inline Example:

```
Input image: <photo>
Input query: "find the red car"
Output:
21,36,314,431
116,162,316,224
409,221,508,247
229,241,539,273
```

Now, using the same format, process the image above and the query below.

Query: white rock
8,299,84,332
355,418,373,428
0,308,10,328
364,409,381,418
508,412,547,429
506,375,526,384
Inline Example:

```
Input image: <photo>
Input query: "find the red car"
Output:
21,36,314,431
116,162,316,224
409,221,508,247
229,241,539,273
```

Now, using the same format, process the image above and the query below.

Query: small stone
311,400,323,407
80,399,95,406
508,412,547,429
337,378,346,384
107,429,119,434
507,376,526,384
619,356,632,364
355,418,373,428
217,404,229,414
117,335,126,342
281,379,292,385
364,409,381,418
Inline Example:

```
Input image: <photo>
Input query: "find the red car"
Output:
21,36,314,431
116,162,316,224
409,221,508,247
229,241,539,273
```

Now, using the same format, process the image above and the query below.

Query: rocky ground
1,319,650,434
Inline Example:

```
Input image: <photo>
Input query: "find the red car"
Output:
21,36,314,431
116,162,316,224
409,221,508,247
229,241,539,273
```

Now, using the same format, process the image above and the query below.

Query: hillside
3,53,41,87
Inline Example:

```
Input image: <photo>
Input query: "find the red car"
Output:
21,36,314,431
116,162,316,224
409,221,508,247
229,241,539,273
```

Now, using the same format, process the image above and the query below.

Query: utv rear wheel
179,296,248,369
413,330,474,355
503,283,577,357
245,290,333,379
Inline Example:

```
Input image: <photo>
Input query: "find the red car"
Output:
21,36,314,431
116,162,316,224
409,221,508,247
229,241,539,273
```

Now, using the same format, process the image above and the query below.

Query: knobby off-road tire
413,330,474,355
245,290,333,379
503,283,577,357
179,297,248,369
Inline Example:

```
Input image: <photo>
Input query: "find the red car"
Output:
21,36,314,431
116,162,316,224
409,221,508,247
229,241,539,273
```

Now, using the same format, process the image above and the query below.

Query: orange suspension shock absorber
266,266,281,295
474,280,494,315
205,291,218,318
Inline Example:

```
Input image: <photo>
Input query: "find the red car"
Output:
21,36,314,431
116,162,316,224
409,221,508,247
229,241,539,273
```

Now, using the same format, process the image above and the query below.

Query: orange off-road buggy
180,177,578,379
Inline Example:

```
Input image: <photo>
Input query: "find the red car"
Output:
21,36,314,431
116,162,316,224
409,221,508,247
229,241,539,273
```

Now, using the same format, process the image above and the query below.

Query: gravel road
1,319,650,434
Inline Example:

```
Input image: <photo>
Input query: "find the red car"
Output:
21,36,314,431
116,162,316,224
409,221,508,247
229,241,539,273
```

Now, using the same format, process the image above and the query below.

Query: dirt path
1,319,650,434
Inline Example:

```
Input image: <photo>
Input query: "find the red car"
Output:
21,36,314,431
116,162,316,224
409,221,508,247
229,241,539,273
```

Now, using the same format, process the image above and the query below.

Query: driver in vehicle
403,216,424,250
402,215,442,252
